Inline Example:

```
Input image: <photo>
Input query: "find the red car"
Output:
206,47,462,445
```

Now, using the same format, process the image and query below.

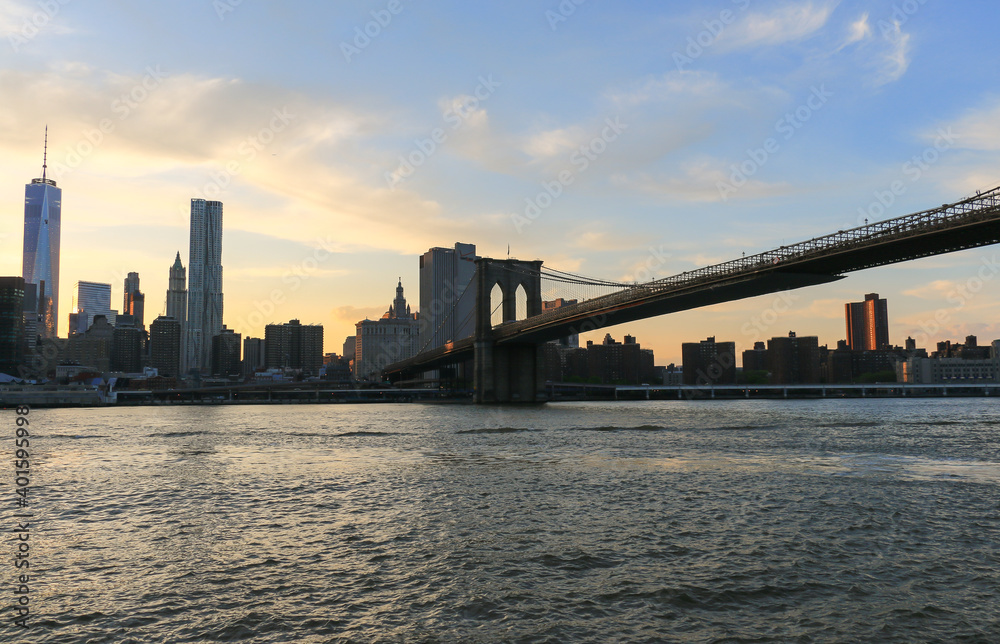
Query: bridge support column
473,258,547,404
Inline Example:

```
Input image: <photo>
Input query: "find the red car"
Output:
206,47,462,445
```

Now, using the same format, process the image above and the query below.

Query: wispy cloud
873,21,912,86
718,1,839,50
837,12,872,51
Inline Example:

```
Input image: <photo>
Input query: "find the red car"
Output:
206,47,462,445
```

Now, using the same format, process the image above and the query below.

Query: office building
65,315,114,373
22,130,61,338
264,319,323,376
845,293,889,351
419,242,477,350
211,326,242,378
242,337,265,379
682,336,737,386
70,281,117,334
354,280,420,382
111,316,143,373
123,272,145,331
149,316,182,378
0,277,26,376
166,252,187,324
185,199,224,375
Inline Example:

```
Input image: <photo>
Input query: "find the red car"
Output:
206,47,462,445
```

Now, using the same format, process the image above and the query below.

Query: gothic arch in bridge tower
473,258,545,403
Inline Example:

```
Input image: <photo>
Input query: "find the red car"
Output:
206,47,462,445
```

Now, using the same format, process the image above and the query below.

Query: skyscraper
185,199,224,375
70,281,116,334
0,277,26,376
123,272,145,331
150,316,182,378
845,293,889,351
22,129,61,338
165,252,186,323
419,242,477,350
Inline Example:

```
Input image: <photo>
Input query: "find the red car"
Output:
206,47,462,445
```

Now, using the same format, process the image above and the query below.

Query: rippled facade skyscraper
22,131,61,338
184,199,223,375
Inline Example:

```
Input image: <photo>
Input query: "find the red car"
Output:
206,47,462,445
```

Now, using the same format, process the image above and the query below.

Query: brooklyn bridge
385,187,1000,403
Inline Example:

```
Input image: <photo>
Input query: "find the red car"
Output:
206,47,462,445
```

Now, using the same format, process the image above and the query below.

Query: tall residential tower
184,199,224,375
22,128,61,338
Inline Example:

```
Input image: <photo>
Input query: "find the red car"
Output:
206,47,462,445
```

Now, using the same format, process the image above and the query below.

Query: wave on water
455,427,538,434
149,431,212,438
332,431,402,437
575,425,665,432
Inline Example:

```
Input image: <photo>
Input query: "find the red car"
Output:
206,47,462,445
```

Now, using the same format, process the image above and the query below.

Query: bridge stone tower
474,258,546,403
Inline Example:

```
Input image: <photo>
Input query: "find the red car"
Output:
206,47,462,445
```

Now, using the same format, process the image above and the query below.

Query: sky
2,0,1000,365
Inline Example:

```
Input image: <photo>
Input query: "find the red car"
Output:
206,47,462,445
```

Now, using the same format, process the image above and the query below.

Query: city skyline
3,2,1000,363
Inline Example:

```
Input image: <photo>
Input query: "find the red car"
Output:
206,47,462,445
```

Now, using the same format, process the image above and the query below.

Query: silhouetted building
354,280,420,382
585,334,654,384
845,293,889,351
123,272,145,331
419,242,477,349
111,316,144,373
242,337,265,379
0,277,26,376
65,315,114,373
742,341,767,372
767,332,820,384
149,316,182,378
682,336,736,385
211,326,242,378
264,319,323,376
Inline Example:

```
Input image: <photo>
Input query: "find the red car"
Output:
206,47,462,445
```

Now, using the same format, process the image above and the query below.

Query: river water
3,399,1000,642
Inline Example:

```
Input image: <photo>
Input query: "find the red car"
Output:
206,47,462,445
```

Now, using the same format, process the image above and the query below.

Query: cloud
718,1,839,50
0,0,73,36
940,99,1000,152
903,280,960,300
330,305,386,324
0,63,524,256
612,159,792,203
873,21,912,86
837,12,872,51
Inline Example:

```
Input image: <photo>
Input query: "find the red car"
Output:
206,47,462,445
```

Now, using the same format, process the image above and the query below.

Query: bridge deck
386,187,1000,378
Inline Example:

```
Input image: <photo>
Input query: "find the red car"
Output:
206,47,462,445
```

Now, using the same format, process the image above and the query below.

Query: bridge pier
473,258,547,404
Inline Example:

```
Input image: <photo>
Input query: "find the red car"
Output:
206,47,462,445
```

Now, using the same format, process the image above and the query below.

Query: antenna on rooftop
42,125,48,182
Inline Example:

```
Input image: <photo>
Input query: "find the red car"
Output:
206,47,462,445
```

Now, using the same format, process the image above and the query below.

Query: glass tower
22,129,61,338
185,199,224,375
